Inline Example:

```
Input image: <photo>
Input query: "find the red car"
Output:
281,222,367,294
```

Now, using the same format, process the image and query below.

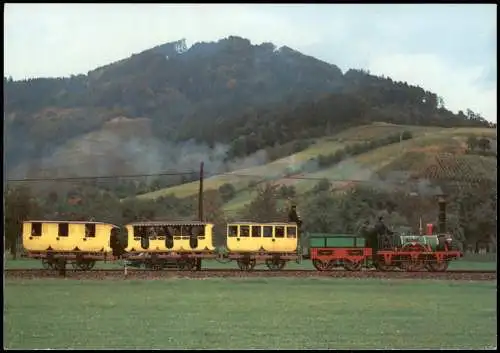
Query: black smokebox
437,195,446,234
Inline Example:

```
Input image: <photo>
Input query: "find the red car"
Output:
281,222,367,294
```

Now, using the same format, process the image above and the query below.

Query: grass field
4,277,497,349
4,253,496,271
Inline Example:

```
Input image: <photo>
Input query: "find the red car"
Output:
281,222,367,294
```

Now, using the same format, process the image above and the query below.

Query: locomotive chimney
198,161,204,222
437,194,446,234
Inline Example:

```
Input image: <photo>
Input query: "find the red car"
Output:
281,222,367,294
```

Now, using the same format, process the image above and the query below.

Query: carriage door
164,225,174,250
84,223,96,251
139,226,150,250
262,226,274,251
227,225,239,252
189,225,199,250
274,226,286,252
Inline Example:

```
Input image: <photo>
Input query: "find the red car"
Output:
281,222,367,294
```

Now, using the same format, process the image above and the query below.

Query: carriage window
164,226,173,237
85,223,96,237
168,225,181,236
251,226,261,238
134,226,146,240
146,226,158,240
286,226,297,238
263,226,273,238
182,225,192,237
240,226,250,237
192,225,205,237
275,226,285,238
228,226,238,237
58,223,69,237
31,223,42,237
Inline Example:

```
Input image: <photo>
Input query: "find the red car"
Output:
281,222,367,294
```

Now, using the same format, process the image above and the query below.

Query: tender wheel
343,259,363,271
312,259,332,271
237,259,256,271
426,261,449,272
265,259,286,271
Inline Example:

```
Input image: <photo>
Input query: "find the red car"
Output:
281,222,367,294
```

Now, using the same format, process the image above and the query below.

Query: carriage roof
24,220,119,227
227,221,298,226
126,221,212,226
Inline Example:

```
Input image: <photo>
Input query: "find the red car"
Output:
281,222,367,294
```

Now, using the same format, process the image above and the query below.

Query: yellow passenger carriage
124,221,216,270
22,220,119,270
226,222,300,271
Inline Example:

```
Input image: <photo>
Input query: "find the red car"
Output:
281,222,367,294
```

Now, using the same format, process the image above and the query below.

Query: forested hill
4,36,493,177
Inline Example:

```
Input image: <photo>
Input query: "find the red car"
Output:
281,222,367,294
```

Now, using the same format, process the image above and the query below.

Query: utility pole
198,162,204,222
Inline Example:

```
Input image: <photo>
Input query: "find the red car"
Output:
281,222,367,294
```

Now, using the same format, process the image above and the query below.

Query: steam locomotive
22,194,461,272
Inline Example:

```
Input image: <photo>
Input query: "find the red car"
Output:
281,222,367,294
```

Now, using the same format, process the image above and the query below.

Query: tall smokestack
198,162,204,222
437,194,446,234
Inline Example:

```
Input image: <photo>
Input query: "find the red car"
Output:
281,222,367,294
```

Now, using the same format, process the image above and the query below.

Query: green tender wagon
308,233,366,248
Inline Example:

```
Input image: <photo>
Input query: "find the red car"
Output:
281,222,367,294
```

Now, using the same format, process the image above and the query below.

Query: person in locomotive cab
375,216,392,236
288,204,302,227
360,220,371,246
375,216,394,249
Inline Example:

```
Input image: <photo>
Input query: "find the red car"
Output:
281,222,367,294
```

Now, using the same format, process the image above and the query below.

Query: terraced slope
135,123,497,214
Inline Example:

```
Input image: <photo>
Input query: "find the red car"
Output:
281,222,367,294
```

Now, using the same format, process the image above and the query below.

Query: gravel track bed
5,269,496,281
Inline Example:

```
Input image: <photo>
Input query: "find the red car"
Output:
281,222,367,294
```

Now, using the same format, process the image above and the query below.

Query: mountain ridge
4,35,492,182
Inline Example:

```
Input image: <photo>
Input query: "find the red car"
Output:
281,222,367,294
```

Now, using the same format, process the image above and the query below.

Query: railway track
4,268,497,281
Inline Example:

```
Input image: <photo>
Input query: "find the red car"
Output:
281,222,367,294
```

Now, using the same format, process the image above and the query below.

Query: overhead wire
5,170,491,185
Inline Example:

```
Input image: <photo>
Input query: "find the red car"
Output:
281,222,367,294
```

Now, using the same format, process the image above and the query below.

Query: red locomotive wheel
426,261,449,272
375,261,394,271
400,244,426,272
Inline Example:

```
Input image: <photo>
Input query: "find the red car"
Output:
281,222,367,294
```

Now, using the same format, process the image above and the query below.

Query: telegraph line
5,170,493,185
6,170,198,182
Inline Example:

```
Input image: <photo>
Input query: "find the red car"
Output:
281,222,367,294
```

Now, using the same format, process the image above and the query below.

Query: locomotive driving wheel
374,261,393,272
343,259,363,271
426,261,449,272
312,259,332,271
237,259,256,271
399,244,426,272
265,259,286,271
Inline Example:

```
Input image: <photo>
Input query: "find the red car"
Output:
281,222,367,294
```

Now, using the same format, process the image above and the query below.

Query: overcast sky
4,4,497,122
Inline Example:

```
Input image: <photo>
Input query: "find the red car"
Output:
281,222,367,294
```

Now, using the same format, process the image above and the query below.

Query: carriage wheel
152,263,163,271
178,259,196,271
343,259,363,271
42,259,55,270
79,260,96,271
54,260,67,271
237,259,256,271
146,261,163,271
312,259,332,271
426,261,449,272
265,259,286,271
